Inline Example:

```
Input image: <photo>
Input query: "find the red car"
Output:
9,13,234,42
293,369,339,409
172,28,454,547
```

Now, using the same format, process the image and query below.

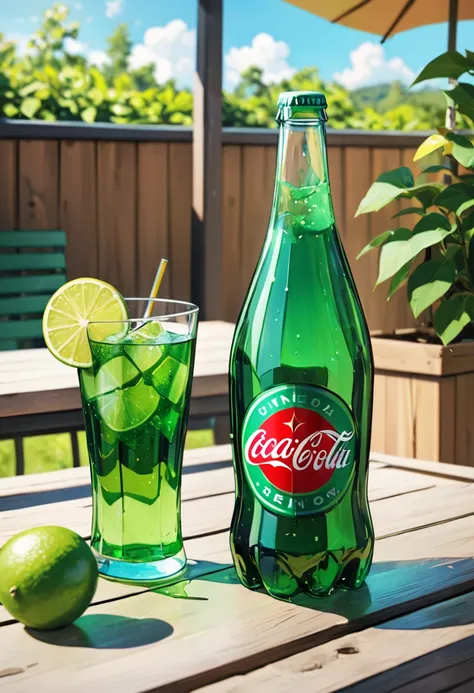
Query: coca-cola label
242,384,356,517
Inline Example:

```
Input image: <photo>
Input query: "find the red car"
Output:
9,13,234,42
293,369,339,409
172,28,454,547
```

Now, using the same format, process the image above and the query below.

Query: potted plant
357,49,474,465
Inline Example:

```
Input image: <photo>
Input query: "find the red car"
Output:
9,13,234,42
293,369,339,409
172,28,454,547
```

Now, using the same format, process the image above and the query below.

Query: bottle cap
277,91,327,110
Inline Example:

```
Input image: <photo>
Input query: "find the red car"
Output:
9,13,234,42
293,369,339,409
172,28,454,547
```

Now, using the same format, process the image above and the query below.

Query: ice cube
80,367,96,401
150,407,181,444
151,356,188,405
96,355,140,397
124,343,164,374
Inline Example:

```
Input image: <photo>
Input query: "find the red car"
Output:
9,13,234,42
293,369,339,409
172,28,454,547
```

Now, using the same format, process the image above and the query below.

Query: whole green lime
0,526,98,630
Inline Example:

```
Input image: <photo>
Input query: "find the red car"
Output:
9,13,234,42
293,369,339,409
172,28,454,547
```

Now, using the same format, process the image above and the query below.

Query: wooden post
192,0,223,319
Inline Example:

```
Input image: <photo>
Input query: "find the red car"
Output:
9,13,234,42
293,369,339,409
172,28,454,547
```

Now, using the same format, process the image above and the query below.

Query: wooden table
2,447,474,692
0,321,234,442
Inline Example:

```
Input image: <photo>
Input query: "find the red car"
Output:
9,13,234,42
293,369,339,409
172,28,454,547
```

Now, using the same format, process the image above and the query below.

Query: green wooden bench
0,230,67,350
0,230,82,472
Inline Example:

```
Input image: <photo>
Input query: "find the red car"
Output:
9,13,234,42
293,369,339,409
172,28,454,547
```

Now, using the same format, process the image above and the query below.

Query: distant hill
351,81,445,113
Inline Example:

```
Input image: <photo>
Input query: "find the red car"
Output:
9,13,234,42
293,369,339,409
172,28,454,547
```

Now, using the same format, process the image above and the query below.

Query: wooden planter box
371,332,474,466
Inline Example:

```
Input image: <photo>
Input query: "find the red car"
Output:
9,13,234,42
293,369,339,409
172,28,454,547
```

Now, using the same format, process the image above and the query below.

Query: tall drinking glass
79,299,198,583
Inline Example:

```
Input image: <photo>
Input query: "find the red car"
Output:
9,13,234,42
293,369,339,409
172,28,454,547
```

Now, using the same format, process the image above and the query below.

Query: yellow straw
143,258,168,319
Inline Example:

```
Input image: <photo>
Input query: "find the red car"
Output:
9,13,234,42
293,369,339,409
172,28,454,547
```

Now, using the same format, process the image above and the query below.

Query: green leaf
457,102,474,125
468,236,474,282
422,165,455,175
408,258,456,318
445,132,474,168
388,262,411,300
19,80,47,97
412,51,472,85
357,230,394,259
457,199,474,216
452,143,474,169
356,167,415,216
81,106,97,123
413,212,451,233
407,183,443,209
444,82,474,107
20,97,41,119
445,244,463,271
3,103,18,117
434,294,474,345
377,167,414,188
435,184,474,213
356,182,406,215
414,134,447,161
377,226,453,285
461,210,474,239
392,207,425,218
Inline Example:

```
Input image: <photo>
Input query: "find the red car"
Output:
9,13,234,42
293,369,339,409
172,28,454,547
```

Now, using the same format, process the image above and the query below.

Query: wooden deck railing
0,121,431,330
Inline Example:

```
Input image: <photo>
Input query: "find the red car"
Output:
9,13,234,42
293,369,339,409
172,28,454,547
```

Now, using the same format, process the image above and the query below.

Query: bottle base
92,546,187,585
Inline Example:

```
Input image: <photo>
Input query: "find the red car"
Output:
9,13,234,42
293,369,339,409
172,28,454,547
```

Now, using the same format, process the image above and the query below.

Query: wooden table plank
2,454,474,693
2,514,474,692
0,457,471,627
1,463,460,544
0,321,234,420
199,591,474,693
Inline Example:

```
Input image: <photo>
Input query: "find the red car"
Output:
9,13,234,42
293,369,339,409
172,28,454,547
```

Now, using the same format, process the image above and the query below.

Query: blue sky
2,0,474,90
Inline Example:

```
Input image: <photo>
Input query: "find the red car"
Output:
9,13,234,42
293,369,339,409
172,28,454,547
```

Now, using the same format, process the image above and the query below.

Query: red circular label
245,406,337,494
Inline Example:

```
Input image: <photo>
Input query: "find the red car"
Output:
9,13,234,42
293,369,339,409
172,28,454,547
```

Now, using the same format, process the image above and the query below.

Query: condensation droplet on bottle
314,536,319,542
285,287,289,292
295,350,298,355
275,318,278,322
331,357,335,362
296,334,300,339
271,277,276,282
229,433,234,440
301,220,305,225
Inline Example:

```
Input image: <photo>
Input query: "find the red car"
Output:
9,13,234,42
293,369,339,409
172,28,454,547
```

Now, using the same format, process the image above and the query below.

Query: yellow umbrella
284,0,472,48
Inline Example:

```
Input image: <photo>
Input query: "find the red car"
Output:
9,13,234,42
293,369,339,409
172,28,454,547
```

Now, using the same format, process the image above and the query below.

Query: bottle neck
270,119,335,234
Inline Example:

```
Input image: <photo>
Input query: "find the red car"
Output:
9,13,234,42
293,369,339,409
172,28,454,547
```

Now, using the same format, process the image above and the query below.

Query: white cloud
64,37,87,55
334,42,415,90
3,33,30,55
88,49,110,68
105,0,122,19
129,19,195,86
86,16,94,23
29,15,39,22
75,2,83,9
225,33,295,89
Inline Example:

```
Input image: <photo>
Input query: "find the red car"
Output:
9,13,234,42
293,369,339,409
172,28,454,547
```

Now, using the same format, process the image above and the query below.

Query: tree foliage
0,3,450,131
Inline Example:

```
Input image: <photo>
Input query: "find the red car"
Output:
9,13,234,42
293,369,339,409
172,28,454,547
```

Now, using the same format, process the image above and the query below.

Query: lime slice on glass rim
42,278,129,368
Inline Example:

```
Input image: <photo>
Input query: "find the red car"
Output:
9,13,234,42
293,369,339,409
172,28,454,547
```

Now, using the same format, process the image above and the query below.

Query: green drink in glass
80,298,198,583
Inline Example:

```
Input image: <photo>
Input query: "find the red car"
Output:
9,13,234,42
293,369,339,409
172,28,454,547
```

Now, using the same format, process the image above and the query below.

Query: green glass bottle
229,91,374,599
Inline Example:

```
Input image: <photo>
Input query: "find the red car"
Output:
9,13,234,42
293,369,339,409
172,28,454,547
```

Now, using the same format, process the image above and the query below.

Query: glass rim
87,297,199,325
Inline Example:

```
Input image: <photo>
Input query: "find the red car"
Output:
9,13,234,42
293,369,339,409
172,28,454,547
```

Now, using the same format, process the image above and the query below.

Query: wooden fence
0,122,430,330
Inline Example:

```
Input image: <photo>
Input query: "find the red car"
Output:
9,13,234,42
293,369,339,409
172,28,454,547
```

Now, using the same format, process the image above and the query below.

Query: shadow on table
290,556,474,629
27,614,173,649
150,559,238,600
